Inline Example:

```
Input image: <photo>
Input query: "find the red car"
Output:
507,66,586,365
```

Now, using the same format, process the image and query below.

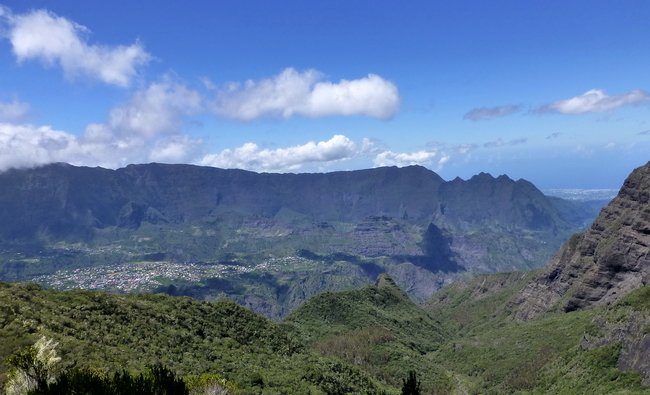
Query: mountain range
0,163,604,317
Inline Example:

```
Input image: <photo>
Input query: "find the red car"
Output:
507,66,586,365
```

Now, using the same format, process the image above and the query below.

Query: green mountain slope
425,273,650,393
2,275,649,394
427,271,537,331
0,282,390,394
285,274,452,392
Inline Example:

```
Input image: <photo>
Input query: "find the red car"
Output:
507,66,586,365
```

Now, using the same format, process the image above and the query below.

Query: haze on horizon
0,1,648,189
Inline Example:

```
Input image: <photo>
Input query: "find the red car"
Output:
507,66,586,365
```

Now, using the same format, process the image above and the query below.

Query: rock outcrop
513,161,650,319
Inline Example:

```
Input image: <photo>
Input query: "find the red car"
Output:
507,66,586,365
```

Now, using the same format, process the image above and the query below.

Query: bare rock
513,161,650,319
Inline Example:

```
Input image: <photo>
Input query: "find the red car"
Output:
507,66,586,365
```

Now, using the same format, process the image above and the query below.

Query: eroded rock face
513,161,650,320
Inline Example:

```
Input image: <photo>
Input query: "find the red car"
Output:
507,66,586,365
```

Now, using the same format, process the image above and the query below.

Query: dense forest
1,277,649,394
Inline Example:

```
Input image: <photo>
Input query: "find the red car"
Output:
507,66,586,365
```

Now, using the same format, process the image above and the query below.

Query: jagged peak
470,172,495,181
450,172,520,185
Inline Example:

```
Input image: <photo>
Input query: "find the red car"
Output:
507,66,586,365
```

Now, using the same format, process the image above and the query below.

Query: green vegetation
0,283,390,394
426,271,537,331
535,343,646,394
1,279,649,394
286,275,452,393
431,309,596,392
285,274,649,394
425,278,650,394
619,285,650,311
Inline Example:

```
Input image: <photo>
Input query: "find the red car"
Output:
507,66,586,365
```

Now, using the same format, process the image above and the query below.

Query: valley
0,163,604,318
0,160,648,394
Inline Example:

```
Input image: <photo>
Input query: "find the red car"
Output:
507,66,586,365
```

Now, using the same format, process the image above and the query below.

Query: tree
401,370,421,395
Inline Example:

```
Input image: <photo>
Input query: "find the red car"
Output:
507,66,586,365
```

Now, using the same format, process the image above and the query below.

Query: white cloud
538,89,649,114
103,79,202,138
0,123,92,169
212,68,400,120
199,134,357,172
0,121,201,171
149,135,202,163
373,150,436,167
4,8,150,86
0,79,203,171
79,79,202,164
373,148,451,169
0,100,30,122
463,105,520,121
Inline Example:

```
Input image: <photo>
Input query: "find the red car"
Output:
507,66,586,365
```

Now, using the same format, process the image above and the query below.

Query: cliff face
0,163,447,240
514,161,650,319
0,163,593,241
0,163,604,314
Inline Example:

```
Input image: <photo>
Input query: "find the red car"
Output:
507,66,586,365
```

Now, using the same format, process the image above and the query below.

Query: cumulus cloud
99,78,202,138
3,8,150,86
463,105,520,121
537,89,649,114
0,121,203,171
199,134,357,172
0,79,204,171
373,148,449,169
199,136,454,173
212,68,400,120
374,150,436,167
0,122,106,169
0,100,30,122
80,78,202,164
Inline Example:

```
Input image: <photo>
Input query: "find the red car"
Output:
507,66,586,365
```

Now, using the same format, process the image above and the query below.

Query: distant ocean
542,189,619,202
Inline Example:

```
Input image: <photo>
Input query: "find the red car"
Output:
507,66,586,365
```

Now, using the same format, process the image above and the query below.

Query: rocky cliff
513,161,650,320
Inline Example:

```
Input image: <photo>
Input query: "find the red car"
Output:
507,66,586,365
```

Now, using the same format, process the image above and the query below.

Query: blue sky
0,1,648,188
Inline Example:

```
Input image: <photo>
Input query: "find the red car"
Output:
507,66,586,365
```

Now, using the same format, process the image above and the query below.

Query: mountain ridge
0,162,603,317
0,162,589,241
